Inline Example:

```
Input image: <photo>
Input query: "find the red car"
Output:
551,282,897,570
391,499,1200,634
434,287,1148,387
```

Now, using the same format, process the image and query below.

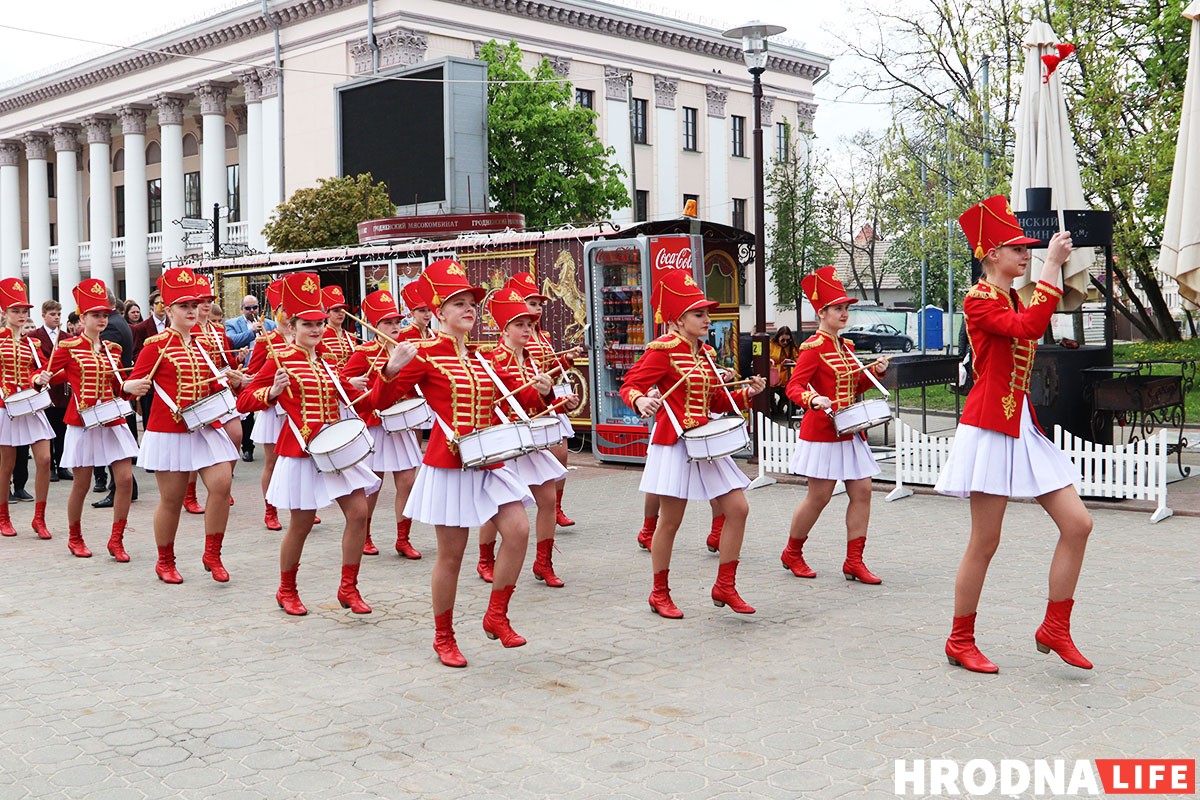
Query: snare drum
79,398,133,429
528,417,563,450
3,387,52,419
831,398,893,436
457,421,533,469
680,416,750,462
378,398,432,433
307,418,374,474
180,389,237,432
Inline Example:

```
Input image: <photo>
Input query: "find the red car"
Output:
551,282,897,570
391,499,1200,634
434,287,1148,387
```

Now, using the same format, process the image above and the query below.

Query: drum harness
661,350,740,439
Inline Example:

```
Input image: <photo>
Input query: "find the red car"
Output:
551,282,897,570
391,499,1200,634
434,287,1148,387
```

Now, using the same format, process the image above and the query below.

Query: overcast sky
0,0,885,143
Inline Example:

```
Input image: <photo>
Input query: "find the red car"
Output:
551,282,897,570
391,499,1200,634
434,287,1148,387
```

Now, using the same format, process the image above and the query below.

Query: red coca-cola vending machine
584,234,704,464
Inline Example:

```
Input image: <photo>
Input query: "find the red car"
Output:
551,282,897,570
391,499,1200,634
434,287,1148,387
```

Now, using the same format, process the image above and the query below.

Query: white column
0,142,23,281
120,106,150,309
83,115,115,287
51,126,81,295
706,85,729,226
241,72,264,250
258,68,282,238
23,133,51,317
197,82,232,250
604,67,633,225
654,76,679,220
155,93,188,264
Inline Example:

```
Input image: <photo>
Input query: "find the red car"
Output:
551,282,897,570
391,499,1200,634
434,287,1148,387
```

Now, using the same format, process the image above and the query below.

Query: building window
47,162,55,198
635,190,649,222
575,88,594,109
182,133,198,157
776,122,789,162
146,141,161,165
184,171,201,219
148,179,162,234
227,164,241,223
683,194,699,216
632,98,648,145
115,185,125,238
732,198,747,231
682,107,698,151
112,148,124,173
731,115,746,157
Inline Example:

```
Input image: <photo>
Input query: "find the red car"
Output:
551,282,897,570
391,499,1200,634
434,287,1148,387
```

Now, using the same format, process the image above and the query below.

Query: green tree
479,40,628,228
263,173,393,251
766,121,837,314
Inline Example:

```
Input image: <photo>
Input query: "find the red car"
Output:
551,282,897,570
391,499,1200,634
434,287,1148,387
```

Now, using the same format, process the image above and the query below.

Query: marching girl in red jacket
398,280,436,342
936,196,1091,674
338,289,423,559
47,279,141,561
0,279,57,541
320,286,356,369
125,268,237,584
782,266,890,584
237,272,380,617
619,270,766,619
475,287,571,587
506,272,583,527
247,279,291,531
369,259,551,668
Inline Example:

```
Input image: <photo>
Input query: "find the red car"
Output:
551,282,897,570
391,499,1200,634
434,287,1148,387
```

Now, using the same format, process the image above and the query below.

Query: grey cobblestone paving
0,461,1196,798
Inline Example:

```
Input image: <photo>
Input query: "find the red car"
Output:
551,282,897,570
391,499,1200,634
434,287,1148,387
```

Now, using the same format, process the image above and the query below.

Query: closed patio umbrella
1158,1,1200,307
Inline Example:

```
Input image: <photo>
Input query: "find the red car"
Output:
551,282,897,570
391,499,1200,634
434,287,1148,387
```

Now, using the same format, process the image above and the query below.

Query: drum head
6,388,35,401
311,419,367,451
683,415,746,439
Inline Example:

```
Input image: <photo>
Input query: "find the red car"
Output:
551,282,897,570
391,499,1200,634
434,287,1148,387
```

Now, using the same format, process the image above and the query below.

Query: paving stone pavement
0,459,1197,799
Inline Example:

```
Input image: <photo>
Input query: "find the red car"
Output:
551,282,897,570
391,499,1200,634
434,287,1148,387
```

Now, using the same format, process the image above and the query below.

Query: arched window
112,148,124,173
704,251,739,305
225,124,238,150
182,133,198,157
145,141,161,165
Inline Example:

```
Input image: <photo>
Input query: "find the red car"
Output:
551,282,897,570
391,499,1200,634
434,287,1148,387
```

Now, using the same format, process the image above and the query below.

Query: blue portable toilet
921,306,943,350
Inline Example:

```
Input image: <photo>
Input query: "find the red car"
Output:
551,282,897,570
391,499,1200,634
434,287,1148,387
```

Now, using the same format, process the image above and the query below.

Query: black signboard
1013,209,1113,249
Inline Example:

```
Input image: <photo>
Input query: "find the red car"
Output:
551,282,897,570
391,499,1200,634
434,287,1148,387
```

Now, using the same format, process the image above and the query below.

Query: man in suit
29,300,71,482
93,289,137,508
225,294,275,461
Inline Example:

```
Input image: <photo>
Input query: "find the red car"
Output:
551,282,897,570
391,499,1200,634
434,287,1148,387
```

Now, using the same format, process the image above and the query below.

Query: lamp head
722,21,787,72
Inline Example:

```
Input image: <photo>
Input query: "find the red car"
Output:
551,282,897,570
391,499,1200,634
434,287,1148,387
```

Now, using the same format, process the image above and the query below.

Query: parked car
843,323,914,353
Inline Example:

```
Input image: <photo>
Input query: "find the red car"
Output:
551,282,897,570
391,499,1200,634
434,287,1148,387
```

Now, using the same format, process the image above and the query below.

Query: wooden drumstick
146,343,171,382
266,337,295,398
806,383,834,416
342,310,401,348
529,395,574,419
493,363,566,405
714,378,755,390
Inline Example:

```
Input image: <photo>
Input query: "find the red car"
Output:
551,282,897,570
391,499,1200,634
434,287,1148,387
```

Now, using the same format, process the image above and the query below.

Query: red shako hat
505,271,549,302
652,269,718,324
280,272,328,321
400,280,433,313
958,195,1041,260
193,274,216,301
322,285,350,311
487,287,538,330
360,289,402,326
801,266,858,313
420,259,486,310
0,278,32,311
73,279,113,315
158,268,207,306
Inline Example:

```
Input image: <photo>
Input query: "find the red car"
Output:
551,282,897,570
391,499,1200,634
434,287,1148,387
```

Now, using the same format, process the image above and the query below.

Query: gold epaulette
413,337,441,350
475,343,497,355
966,283,998,300
701,343,717,356
647,334,681,351
841,338,856,352
57,335,86,349
144,331,172,345
106,341,123,355
798,335,823,351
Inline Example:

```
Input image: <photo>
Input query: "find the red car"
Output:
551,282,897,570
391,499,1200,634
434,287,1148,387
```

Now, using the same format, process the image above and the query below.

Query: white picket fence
748,412,848,495
884,420,955,502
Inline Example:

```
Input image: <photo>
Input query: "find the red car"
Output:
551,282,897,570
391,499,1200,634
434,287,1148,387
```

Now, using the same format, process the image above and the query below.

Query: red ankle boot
155,544,182,583
31,501,52,539
276,566,306,615
337,563,372,614
362,515,379,556
202,533,229,582
482,585,526,647
1035,598,1093,669
107,519,130,562
781,536,816,578
706,514,725,553
554,486,575,527
67,521,92,558
0,503,16,537
264,503,282,531
183,482,204,514
648,569,684,619
945,612,999,673
711,560,756,614
433,609,467,668
636,516,656,551
842,536,882,584
476,541,495,583
394,518,421,559
532,538,565,587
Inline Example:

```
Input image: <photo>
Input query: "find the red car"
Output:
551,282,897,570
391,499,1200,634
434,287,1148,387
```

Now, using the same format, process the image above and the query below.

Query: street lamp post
724,21,786,423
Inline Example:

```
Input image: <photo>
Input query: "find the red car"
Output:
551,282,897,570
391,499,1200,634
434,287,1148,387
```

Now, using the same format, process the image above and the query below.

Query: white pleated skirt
62,424,139,469
0,409,53,446
557,412,575,440
404,464,533,527
790,436,880,481
250,407,283,445
935,401,1080,499
510,448,568,487
266,454,382,511
639,440,750,501
138,426,238,472
368,426,422,473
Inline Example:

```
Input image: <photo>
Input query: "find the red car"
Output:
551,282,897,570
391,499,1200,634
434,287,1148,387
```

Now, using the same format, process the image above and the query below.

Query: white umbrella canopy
1158,0,1200,308
1010,19,1092,311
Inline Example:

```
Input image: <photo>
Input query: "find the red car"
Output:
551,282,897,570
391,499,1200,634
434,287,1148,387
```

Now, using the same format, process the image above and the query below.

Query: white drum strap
101,344,125,400
845,346,890,398
703,351,740,416
194,339,230,388
474,352,529,424
28,339,42,370
661,399,685,437
319,359,354,409
284,414,312,452
150,344,204,415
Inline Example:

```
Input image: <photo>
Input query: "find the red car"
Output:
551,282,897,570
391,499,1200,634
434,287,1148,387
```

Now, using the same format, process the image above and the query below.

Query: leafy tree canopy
263,173,394,252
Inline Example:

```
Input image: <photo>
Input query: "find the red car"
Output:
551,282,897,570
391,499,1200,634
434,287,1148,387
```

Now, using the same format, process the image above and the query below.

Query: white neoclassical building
0,0,828,319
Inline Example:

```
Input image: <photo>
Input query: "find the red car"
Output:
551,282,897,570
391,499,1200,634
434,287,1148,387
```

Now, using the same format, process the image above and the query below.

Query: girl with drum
0,278,57,542
338,289,423,560
475,287,571,587
619,270,766,619
781,266,890,585
238,271,379,616
320,286,356,369
370,259,551,668
125,268,238,584
506,272,582,528
47,279,142,561
936,197,1091,674
247,280,291,531
398,281,436,341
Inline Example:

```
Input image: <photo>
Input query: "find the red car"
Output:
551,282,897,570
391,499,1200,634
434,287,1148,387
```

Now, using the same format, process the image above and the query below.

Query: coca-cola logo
653,247,692,270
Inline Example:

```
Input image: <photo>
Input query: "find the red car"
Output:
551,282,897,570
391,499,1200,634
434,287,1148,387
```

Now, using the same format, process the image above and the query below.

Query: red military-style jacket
339,339,393,428
525,326,575,374
960,278,1063,437
786,330,878,443
477,341,553,418
321,325,356,369
48,336,127,428
396,324,435,343
367,333,546,469
192,321,238,371
619,332,749,446
0,328,42,404
237,344,348,458
128,329,227,433
246,329,291,379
